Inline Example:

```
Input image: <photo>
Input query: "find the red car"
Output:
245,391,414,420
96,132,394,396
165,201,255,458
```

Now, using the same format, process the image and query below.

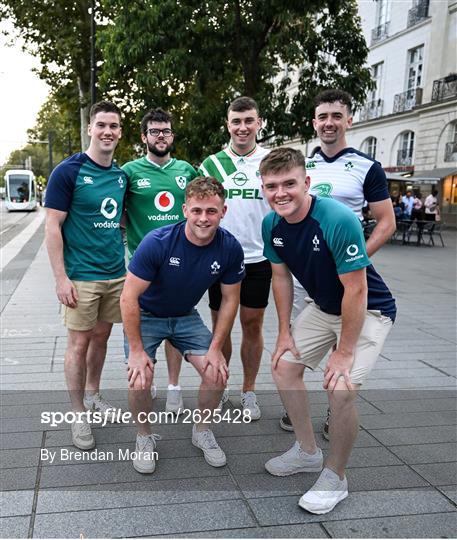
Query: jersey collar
315,147,355,163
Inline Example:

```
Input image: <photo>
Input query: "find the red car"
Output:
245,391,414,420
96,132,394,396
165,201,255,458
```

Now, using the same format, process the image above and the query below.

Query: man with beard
123,108,197,413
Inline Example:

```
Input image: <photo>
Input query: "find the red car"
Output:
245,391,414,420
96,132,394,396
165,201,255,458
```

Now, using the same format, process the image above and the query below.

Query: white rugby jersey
198,145,270,264
306,147,389,219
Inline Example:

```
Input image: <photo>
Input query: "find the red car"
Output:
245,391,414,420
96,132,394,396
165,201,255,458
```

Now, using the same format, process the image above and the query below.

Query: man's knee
130,372,153,392
272,359,300,385
327,381,360,410
91,322,112,345
240,309,264,336
66,330,92,359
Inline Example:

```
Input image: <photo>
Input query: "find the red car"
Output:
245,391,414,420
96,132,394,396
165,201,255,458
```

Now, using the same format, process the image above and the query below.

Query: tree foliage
99,0,373,164
1,0,96,149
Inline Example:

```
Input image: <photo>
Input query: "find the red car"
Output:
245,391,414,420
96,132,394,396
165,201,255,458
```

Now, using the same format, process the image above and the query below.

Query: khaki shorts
62,276,125,331
281,301,393,385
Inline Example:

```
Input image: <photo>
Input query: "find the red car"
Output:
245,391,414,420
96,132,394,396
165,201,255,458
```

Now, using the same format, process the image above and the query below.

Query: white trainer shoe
299,467,348,514
71,417,95,450
265,441,323,476
240,391,261,420
192,425,226,467
165,385,184,414
151,385,157,399
132,433,161,474
83,392,119,422
216,388,229,410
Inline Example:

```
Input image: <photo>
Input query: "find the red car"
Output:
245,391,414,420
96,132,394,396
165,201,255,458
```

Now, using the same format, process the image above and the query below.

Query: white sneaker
71,417,95,450
132,433,161,474
192,425,226,467
217,388,229,410
83,392,119,422
265,441,323,476
299,467,348,514
151,385,157,399
240,391,261,420
165,385,184,414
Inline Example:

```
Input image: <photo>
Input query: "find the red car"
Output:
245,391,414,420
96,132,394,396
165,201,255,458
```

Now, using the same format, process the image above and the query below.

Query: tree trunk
78,77,90,151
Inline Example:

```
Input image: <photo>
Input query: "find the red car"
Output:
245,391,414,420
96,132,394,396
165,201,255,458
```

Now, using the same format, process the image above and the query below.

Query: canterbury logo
273,237,284,247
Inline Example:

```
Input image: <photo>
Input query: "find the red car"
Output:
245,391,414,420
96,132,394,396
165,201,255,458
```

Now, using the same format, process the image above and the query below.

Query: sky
0,21,50,166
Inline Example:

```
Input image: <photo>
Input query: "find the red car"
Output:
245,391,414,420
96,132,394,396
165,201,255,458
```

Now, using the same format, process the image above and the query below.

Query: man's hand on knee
272,331,300,369
323,350,354,392
127,351,154,389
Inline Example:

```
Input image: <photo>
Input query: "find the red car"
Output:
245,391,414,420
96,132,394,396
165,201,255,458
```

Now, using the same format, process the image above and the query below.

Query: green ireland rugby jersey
198,145,270,264
122,157,197,257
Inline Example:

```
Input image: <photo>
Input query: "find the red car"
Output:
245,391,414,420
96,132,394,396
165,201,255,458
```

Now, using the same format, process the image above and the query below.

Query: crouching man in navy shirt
260,148,396,514
120,177,245,473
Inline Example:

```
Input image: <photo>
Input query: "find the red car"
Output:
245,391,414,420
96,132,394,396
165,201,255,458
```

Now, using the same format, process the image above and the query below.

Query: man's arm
366,199,396,256
323,268,367,392
205,281,241,384
120,271,154,389
271,262,300,368
45,208,78,308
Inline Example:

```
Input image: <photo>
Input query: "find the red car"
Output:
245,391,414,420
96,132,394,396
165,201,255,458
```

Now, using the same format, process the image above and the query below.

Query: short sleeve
128,233,162,282
220,239,246,284
45,159,79,211
363,161,389,203
262,213,283,264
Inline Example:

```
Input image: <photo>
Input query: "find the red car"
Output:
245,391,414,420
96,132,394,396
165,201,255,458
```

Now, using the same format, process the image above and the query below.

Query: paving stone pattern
1,230,456,538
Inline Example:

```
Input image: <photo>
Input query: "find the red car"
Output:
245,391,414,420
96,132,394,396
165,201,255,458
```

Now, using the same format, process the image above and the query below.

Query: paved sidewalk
1,223,456,538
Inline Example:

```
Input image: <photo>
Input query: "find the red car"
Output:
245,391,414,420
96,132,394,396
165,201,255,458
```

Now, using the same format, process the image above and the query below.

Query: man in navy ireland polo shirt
120,177,245,474
260,148,396,514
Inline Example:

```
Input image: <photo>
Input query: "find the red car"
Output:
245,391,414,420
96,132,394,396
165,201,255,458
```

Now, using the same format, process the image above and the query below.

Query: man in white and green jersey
198,96,271,420
122,108,197,413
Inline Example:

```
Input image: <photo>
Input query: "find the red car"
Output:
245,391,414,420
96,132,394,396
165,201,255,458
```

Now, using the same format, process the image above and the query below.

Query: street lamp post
90,0,97,106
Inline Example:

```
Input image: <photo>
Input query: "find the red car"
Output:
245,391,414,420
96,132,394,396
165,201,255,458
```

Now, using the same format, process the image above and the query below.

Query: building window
362,137,377,159
406,45,424,93
397,131,415,166
371,0,390,44
445,123,457,162
408,0,429,27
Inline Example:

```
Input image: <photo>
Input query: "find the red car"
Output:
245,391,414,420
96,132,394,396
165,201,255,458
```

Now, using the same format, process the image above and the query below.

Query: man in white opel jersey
199,96,271,420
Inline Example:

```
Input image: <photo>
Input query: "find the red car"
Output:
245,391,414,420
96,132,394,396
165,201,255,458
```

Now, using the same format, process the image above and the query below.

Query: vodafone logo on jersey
154,191,175,212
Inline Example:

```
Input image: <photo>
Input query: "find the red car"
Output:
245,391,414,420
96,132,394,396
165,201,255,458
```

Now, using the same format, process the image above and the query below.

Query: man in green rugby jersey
122,108,197,413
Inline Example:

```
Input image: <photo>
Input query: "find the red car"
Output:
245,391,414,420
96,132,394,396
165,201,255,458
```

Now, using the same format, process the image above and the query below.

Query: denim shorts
123,308,212,363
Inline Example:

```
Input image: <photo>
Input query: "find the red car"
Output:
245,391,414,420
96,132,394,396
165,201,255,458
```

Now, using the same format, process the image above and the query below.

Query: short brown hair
314,89,352,114
227,96,259,117
185,176,225,201
140,108,172,134
259,147,306,177
89,101,122,123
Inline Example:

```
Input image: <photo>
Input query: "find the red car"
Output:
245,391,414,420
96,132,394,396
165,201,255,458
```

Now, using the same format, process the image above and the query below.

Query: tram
4,169,37,211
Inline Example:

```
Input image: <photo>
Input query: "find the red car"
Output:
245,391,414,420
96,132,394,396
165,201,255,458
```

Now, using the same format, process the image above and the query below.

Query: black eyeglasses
147,128,173,137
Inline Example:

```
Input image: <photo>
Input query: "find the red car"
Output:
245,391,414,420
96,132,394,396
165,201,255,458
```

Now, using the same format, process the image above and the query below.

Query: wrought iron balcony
407,0,429,27
431,75,457,102
393,88,422,113
397,149,413,167
371,22,389,45
445,142,457,162
359,99,384,121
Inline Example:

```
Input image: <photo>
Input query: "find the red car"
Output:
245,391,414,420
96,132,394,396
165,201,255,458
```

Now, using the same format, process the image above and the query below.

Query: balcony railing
393,88,422,113
431,75,457,102
445,142,457,162
397,149,413,167
407,0,429,27
371,22,390,44
359,99,384,121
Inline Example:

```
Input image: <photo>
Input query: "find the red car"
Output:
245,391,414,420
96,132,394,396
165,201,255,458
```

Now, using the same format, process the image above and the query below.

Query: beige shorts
62,276,125,331
281,301,393,385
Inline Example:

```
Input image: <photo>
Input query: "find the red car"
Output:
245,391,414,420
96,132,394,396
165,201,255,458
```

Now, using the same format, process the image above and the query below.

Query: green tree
100,0,373,164
1,0,95,149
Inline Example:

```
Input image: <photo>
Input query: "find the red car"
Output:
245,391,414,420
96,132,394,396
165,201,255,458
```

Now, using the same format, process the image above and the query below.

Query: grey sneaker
322,407,330,440
84,392,119,422
132,433,161,474
151,385,157,400
71,417,95,450
240,391,261,420
165,386,184,414
192,425,226,467
265,441,323,476
299,467,348,514
216,388,229,410
279,411,294,432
